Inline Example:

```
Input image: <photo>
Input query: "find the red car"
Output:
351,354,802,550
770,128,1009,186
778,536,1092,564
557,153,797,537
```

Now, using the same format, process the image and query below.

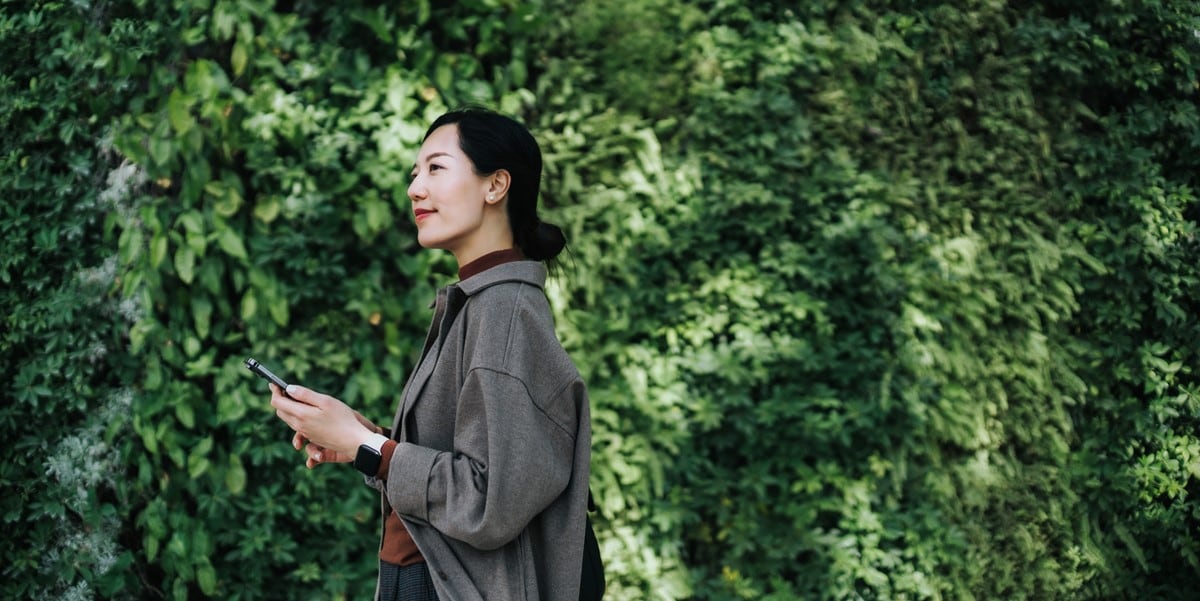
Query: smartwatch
354,433,390,477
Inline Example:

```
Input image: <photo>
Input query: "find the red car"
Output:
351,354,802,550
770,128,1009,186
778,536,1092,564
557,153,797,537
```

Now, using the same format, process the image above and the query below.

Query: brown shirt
376,248,524,566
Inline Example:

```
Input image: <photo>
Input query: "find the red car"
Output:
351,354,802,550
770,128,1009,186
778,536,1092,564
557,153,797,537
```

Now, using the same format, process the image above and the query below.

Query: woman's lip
413,209,434,222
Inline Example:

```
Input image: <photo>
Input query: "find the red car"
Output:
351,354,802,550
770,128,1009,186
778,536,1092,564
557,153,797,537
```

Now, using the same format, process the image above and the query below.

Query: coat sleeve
383,366,577,551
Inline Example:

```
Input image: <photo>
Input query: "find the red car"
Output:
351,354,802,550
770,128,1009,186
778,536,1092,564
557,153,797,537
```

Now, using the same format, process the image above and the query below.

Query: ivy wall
2,1,1198,599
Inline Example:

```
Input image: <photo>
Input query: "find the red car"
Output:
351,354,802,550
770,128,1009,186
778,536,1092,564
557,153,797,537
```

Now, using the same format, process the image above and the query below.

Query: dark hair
424,107,566,263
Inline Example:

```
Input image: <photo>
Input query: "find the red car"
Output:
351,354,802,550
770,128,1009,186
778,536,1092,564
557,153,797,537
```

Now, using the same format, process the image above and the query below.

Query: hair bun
525,220,566,262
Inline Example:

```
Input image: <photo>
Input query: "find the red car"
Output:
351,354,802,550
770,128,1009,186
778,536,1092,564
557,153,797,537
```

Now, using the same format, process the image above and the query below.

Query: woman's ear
486,169,511,205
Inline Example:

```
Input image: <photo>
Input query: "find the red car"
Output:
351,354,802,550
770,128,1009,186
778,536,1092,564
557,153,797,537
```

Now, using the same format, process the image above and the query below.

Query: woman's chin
415,232,443,249
415,236,459,257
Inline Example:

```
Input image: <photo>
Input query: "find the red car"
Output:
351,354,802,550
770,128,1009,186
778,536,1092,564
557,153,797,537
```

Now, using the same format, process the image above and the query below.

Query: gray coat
369,261,591,600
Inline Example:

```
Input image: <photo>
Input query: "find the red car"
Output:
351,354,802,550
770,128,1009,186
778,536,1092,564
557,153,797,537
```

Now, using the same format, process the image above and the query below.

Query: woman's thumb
284,384,309,402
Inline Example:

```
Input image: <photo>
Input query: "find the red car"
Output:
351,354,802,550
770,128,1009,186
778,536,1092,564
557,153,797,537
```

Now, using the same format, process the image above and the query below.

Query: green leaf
148,135,173,167
188,437,213,478
146,535,160,563
150,233,168,269
178,210,204,236
192,295,212,339
167,88,194,134
225,454,246,495
185,58,210,95
136,416,159,455
214,184,243,217
240,291,258,320
174,246,196,284
129,320,156,354
217,228,248,260
253,196,282,223
196,560,217,595
118,224,144,267
231,39,248,77
175,401,195,429
268,295,289,326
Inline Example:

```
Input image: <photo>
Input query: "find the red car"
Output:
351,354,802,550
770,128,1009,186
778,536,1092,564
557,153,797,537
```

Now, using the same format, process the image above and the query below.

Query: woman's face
407,124,495,259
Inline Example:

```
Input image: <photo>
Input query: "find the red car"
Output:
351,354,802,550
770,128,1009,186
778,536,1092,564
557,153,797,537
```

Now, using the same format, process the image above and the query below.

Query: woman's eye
428,163,443,172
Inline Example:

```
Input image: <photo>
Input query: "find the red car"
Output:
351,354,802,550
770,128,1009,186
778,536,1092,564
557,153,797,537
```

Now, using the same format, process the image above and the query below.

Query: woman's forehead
417,124,461,161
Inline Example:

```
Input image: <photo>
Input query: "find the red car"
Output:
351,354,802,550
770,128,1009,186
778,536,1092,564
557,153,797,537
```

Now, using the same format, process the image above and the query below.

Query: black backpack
580,492,605,601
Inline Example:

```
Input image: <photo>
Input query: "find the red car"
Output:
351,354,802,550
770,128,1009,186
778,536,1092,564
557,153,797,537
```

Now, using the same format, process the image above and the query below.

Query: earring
488,194,495,201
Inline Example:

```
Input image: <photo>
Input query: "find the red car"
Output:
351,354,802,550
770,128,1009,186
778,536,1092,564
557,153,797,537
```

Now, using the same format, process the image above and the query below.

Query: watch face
355,444,382,476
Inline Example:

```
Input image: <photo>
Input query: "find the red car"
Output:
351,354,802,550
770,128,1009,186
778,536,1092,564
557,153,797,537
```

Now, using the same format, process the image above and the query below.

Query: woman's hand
270,383,375,468
289,408,381,469
291,433,355,469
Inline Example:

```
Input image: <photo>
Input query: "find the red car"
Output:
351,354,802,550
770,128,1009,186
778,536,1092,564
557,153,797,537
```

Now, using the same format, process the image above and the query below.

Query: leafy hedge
1,2,152,598
1,0,1197,600
538,1,1199,599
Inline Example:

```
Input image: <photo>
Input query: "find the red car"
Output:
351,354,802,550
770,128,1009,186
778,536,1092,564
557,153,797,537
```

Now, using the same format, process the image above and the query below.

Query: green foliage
537,0,1200,599
1023,0,1200,592
0,2,149,598
2,0,1197,599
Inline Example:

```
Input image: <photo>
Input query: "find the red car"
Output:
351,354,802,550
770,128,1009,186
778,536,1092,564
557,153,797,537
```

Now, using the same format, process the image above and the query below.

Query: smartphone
244,357,290,393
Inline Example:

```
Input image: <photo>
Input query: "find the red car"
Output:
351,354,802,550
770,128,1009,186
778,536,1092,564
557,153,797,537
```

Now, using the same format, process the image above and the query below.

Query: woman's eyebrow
416,151,453,165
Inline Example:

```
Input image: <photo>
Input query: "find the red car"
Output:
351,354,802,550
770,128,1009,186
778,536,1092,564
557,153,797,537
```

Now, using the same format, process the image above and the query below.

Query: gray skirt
378,561,438,601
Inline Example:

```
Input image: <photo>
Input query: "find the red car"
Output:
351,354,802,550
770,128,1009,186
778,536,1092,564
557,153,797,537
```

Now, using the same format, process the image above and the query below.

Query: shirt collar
457,248,524,281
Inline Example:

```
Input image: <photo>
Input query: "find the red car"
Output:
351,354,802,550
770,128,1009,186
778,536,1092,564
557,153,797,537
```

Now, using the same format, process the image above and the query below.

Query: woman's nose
408,178,425,202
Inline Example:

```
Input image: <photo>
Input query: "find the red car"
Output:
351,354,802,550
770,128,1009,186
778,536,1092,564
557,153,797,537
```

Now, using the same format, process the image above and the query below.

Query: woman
269,107,593,600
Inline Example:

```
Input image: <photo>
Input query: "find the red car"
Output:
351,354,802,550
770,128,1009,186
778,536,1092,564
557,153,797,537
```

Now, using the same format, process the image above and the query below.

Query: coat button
437,571,448,581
